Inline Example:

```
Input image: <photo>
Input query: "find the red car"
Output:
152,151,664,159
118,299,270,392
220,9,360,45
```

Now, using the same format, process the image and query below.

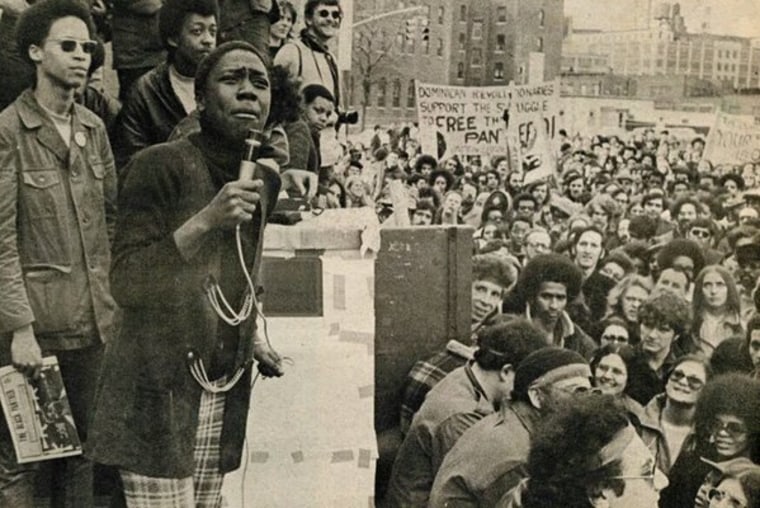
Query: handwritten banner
703,112,760,166
415,82,509,160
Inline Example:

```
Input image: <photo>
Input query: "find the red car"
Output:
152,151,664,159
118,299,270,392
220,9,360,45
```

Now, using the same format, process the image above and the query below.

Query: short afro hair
195,41,268,102
472,253,518,290
474,319,547,372
521,394,630,508
638,292,692,336
515,254,583,304
656,238,706,276
159,0,219,58
599,251,635,276
670,197,700,218
15,0,95,65
302,83,335,105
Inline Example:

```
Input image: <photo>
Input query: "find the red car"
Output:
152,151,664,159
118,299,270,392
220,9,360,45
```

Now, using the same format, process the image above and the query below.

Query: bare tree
352,24,394,131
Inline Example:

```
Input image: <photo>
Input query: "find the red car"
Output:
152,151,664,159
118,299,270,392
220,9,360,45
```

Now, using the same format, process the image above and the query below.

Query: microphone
239,129,265,180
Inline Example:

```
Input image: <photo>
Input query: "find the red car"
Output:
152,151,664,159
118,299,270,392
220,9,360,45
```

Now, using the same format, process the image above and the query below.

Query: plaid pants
120,388,226,508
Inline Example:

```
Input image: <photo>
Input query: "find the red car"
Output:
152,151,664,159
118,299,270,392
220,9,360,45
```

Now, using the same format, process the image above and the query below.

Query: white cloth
169,65,196,116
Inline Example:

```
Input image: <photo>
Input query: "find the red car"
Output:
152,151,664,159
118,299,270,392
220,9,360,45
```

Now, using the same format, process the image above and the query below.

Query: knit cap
513,347,590,399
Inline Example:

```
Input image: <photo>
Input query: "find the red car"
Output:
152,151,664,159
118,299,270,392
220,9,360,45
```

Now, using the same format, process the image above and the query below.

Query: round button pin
74,132,86,148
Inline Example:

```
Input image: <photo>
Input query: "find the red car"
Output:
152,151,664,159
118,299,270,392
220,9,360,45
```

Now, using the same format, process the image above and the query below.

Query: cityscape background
341,0,760,136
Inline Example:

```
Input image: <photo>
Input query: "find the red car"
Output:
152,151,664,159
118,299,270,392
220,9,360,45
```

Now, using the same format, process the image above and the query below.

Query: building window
472,21,483,40
422,36,430,55
395,32,404,50
493,62,504,80
392,79,401,107
472,48,483,66
437,6,444,24
459,4,466,21
407,80,415,108
496,6,506,22
377,78,386,107
437,38,443,57
457,62,465,79
538,9,545,28
496,34,506,52
717,63,722,71
536,37,543,52
458,32,466,50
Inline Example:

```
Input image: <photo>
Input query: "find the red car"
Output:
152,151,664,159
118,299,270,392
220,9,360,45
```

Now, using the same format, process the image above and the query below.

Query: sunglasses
317,8,342,20
708,488,747,508
669,369,704,390
689,228,711,239
601,334,628,344
710,420,748,439
47,38,98,54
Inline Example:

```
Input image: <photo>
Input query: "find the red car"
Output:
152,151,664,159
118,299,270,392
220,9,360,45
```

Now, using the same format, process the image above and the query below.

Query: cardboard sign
415,82,509,160
703,112,760,166
506,80,560,183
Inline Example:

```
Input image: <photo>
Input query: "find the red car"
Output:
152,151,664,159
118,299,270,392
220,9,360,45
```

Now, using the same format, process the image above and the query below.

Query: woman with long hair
589,344,644,423
692,265,744,358
605,274,654,345
269,1,297,58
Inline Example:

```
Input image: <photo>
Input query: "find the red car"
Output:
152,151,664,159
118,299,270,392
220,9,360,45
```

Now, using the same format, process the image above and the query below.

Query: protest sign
415,82,509,161
505,79,560,184
703,112,760,166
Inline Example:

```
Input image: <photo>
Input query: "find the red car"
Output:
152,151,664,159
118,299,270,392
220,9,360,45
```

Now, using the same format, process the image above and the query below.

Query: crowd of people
0,0,760,507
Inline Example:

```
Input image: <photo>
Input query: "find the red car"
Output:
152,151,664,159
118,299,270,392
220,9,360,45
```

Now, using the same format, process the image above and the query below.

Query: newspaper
0,356,82,463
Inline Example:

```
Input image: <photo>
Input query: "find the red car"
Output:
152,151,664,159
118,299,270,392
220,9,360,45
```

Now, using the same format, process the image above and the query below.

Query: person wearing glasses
274,0,342,114
660,374,760,508
692,266,744,358
685,218,724,265
637,355,711,479
0,1,117,506
429,347,593,507
496,394,668,508
114,0,219,169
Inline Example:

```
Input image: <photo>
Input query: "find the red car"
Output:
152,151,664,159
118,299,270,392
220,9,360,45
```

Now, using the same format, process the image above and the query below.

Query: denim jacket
0,89,117,357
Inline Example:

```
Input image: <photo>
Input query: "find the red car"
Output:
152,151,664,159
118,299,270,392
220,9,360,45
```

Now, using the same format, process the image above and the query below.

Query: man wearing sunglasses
274,0,343,121
114,0,219,169
0,1,117,506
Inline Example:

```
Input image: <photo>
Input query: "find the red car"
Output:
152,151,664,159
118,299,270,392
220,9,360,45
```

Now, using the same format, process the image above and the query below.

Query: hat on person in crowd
512,347,591,401
373,147,389,161
615,170,633,183
549,195,583,219
701,457,758,476
483,190,512,215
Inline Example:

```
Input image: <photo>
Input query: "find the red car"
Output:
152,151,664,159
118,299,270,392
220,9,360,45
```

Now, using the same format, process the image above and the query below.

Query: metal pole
352,5,425,28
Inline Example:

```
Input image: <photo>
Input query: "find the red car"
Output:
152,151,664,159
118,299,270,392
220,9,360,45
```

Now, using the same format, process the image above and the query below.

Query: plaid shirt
399,340,475,435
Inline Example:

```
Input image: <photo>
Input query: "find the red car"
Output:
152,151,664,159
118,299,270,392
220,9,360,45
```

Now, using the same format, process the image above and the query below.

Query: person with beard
410,200,436,226
428,348,593,507
114,0,218,169
399,254,518,435
671,197,700,236
386,320,546,507
637,355,711,477
86,42,285,506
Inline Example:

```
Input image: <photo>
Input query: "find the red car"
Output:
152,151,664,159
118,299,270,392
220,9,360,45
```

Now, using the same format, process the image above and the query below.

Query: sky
565,0,760,38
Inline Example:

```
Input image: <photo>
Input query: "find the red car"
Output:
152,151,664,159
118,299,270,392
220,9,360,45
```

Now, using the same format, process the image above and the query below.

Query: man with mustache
114,0,218,168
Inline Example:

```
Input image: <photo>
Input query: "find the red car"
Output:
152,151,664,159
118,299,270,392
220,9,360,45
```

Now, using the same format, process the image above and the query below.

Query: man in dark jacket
113,0,218,168
87,41,283,506
0,2,117,505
